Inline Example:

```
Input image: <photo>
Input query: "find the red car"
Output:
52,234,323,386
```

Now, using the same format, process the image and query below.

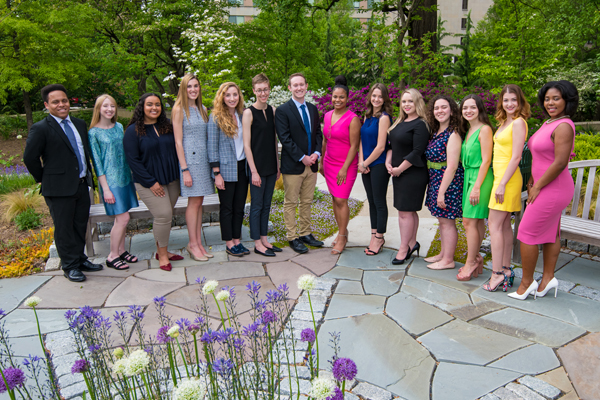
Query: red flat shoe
155,253,184,261
159,263,172,272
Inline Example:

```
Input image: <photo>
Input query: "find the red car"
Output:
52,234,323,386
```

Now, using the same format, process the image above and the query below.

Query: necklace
546,115,570,124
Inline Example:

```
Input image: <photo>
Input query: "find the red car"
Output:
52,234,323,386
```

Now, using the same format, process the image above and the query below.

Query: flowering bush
0,165,35,195
0,228,53,278
244,86,326,108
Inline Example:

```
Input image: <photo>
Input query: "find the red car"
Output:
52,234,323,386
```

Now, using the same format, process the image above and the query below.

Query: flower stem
167,342,178,386
307,291,319,373
141,372,154,400
223,301,233,329
212,294,226,327
82,372,96,400
176,337,190,378
193,333,200,377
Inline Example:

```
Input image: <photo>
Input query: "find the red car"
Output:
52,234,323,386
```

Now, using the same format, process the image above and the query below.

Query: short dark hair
288,72,306,86
41,84,68,103
537,80,579,118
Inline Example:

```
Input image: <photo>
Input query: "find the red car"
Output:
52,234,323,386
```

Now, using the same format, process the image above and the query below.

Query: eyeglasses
255,89,270,94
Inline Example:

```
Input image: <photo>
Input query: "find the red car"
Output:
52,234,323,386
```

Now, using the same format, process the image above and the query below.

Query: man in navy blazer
23,84,102,282
275,73,324,253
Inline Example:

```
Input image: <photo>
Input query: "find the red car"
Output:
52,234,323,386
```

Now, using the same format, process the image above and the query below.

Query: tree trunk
23,90,33,133
137,76,147,96
409,0,437,54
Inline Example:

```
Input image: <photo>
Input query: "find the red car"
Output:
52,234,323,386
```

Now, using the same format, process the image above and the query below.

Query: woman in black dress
385,88,430,264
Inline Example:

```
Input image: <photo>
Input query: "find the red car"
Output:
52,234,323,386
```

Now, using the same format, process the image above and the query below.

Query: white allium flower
215,290,230,302
16,135,22,139
167,325,180,338
202,280,219,295
124,349,150,376
297,274,316,291
112,358,128,375
173,378,207,400
24,296,41,307
309,377,336,400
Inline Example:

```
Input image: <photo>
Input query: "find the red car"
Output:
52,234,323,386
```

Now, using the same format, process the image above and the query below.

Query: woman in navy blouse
123,93,182,271
359,83,393,256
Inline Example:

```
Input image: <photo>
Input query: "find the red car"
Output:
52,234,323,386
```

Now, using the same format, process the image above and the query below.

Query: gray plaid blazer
207,112,243,182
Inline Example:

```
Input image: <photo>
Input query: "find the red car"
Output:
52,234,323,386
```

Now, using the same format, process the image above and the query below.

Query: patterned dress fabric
180,107,215,197
89,122,139,215
425,127,464,219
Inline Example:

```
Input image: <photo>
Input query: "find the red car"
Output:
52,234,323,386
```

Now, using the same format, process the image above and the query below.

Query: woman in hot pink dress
322,75,361,254
510,80,579,301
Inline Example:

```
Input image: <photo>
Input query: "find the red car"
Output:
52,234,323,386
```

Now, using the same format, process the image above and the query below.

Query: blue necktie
61,120,85,176
300,104,312,155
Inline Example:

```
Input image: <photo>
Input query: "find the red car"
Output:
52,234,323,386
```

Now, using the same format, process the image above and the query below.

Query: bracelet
527,183,533,187
181,168,189,172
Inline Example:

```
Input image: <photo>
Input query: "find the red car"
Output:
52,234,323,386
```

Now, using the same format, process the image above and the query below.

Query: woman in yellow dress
486,84,530,292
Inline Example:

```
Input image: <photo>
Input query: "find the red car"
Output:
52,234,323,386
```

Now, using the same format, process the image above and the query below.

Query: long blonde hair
90,94,117,128
388,88,427,132
173,74,209,123
212,82,244,138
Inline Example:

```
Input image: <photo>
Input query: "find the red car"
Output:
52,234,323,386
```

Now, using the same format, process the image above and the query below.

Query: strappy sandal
331,234,348,255
503,265,515,288
106,258,129,270
119,251,138,263
366,235,385,256
483,271,508,292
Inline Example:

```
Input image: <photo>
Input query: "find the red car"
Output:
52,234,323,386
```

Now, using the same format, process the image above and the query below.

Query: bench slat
570,167,584,216
582,166,596,220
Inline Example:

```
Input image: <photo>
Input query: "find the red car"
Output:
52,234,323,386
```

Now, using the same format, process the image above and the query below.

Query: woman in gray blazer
208,82,249,257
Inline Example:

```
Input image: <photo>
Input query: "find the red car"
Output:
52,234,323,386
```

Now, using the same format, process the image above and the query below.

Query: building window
461,18,467,29
229,15,245,24
229,0,243,5
348,0,360,8
462,0,468,10
460,36,466,46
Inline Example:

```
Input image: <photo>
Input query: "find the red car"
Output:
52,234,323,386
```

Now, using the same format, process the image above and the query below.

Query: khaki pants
282,166,317,241
135,181,180,247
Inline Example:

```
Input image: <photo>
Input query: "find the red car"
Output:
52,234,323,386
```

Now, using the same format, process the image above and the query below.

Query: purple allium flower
332,358,357,381
188,324,200,335
71,359,90,374
262,310,277,325
300,328,316,343
0,367,26,392
327,387,343,400
156,326,171,344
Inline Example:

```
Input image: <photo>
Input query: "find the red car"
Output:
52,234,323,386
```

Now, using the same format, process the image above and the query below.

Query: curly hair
495,84,531,125
426,95,461,138
126,93,172,136
212,82,244,138
459,94,493,139
365,83,393,119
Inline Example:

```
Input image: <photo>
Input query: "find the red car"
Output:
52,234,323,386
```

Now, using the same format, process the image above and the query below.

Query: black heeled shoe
407,242,420,259
392,245,411,265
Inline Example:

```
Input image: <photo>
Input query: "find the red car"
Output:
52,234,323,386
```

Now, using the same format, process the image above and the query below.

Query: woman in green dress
457,95,494,285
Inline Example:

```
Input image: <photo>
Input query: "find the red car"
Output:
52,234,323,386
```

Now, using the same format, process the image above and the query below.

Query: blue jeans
249,173,277,240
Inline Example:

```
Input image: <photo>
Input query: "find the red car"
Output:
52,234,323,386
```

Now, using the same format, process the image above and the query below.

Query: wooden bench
512,159,600,263
85,194,220,256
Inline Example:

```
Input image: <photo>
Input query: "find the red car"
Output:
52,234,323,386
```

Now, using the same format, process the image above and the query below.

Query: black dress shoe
64,269,86,282
79,260,103,272
254,247,276,257
269,245,283,253
299,234,324,247
237,244,251,255
289,238,309,254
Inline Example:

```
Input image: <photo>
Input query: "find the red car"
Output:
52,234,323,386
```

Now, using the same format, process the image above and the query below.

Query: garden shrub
14,207,42,231
0,166,35,194
2,186,43,221
0,228,53,278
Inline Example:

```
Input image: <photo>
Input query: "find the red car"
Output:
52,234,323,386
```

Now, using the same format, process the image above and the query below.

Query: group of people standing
24,74,579,301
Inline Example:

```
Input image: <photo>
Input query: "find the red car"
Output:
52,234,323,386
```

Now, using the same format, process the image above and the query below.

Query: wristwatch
181,168,189,172
214,170,220,176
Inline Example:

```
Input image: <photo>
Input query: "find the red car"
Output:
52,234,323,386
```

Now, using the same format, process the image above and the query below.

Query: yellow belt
427,161,447,170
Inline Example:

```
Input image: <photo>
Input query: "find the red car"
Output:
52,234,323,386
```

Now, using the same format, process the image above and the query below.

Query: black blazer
23,115,94,197
275,99,323,174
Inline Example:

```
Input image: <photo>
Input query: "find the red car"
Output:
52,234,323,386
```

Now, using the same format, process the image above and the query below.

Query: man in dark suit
275,73,324,254
23,84,103,282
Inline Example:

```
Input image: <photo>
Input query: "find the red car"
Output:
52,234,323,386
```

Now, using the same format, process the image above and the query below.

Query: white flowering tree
244,85,326,108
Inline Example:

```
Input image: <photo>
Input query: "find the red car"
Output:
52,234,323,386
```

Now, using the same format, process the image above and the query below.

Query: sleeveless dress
88,122,139,215
425,127,464,219
488,118,526,211
517,119,576,245
461,126,494,219
249,105,277,176
180,106,215,197
323,110,359,199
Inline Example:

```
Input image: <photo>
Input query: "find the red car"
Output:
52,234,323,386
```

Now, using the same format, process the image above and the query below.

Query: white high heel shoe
535,277,558,298
508,280,539,300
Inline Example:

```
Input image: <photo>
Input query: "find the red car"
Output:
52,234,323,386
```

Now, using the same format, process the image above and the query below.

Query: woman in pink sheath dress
322,75,360,254
510,80,579,301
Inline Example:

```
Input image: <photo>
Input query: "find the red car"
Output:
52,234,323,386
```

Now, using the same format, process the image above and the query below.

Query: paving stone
432,363,521,400
105,276,185,307
420,320,531,366
266,261,314,299
569,285,600,301
505,383,544,400
279,378,311,395
6,335,46,358
518,375,561,399
336,247,401,271
535,367,576,398
471,308,586,347
363,270,404,296
54,352,81,377
318,314,434,400
0,275,52,312
293,301,326,315
186,260,264,285
134,266,186,283
513,268,543,282
493,386,523,400
407,258,486,294
242,246,298,262
581,253,593,259
557,279,577,293
2,309,70,337
325,294,385,319
535,252,576,273
352,382,392,400
149,252,228,269
322,266,363,281
49,243,58,258
46,329,78,357
58,372,85,389
472,281,600,331
298,291,329,304
45,257,61,271
386,292,453,336
488,344,560,375
335,280,364,295
557,332,600,400
291,310,323,322
314,277,336,291
566,241,588,253
555,256,600,290
401,276,472,311
281,365,310,379
480,394,501,400
291,248,339,276
40,259,149,278
203,225,250,246
59,380,87,399
450,300,505,322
